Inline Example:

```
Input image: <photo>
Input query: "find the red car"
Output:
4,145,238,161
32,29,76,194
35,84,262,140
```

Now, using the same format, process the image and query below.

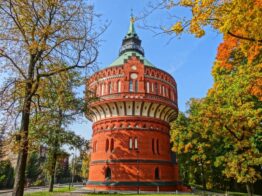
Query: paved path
0,186,48,196
0,184,85,195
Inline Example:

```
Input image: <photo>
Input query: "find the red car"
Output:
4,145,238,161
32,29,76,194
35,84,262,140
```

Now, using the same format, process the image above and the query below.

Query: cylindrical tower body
85,17,180,192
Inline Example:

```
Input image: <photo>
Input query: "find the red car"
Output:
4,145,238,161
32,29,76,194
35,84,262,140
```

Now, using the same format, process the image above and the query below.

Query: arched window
162,85,165,96
146,82,150,93
96,85,100,96
151,83,154,93
134,137,138,150
135,80,138,92
129,138,133,149
105,167,111,180
156,139,159,154
110,139,114,152
105,139,109,152
129,80,133,92
117,80,121,92
108,82,112,94
155,83,158,94
155,167,160,179
101,83,104,95
152,139,155,154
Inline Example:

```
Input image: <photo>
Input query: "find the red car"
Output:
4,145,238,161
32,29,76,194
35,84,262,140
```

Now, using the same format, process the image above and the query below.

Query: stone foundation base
86,181,191,192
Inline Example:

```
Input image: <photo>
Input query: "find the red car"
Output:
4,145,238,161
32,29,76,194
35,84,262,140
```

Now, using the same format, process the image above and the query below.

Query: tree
81,152,91,180
171,101,227,191
202,45,262,196
0,1,103,195
27,70,89,192
0,160,14,189
143,0,261,50
25,152,42,186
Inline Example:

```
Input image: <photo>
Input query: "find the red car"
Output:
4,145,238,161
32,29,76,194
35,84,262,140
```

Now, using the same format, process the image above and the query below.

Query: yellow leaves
171,22,183,34
180,0,193,7
184,142,193,152
190,19,205,37
206,181,213,190
28,41,39,55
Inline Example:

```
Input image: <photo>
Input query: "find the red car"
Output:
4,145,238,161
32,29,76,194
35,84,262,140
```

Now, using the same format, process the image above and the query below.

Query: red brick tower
86,16,180,191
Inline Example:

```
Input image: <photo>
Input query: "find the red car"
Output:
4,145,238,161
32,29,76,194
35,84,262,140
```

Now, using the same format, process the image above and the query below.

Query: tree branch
228,31,262,43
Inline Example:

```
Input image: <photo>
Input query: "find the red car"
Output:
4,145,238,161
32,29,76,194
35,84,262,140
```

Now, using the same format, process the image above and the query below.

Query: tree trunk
246,182,254,196
49,145,58,192
49,109,62,192
12,96,31,196
13,57,35,196
201,162,206,190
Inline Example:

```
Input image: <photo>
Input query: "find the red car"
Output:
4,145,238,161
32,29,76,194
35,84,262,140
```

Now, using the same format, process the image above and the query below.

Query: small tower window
155,167,160,179
105,139,109,152
129,80,133,92
101,83,105,95
105,167,111,180
96,85,99,96
129,138,133,149
108,82,112,94
117,80,121,92
151,83,154,93
134,137,138,150
93,141,97,152
156,139,160,154
146,82,150,93
155,83,158,94
135,80,138,92
110,139,114,152
152,139,155,154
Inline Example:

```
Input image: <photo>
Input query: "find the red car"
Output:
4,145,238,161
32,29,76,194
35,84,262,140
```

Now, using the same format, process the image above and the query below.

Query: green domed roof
109,51,155,67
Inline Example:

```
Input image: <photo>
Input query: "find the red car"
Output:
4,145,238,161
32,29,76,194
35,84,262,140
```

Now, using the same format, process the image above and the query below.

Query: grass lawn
24,188,250,196
24,187,76,196
83,195,195,196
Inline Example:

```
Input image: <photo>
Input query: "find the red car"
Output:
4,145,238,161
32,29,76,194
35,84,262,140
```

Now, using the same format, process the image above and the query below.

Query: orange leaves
249,67,262,101
254,0,262,8
247,44,262,63
216,35,238,70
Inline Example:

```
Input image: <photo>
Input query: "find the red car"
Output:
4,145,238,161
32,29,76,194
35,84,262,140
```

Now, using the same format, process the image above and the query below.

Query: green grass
24,188,251,196
227,192,248,196
83,194,196,196
24,187,76,196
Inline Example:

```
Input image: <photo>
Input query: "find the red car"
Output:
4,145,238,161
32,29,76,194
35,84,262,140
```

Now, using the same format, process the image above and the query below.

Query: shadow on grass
24,187,76,196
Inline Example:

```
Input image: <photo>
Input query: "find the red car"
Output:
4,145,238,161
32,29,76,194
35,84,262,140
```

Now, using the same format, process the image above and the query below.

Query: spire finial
130,9,135,24
127,10,136,36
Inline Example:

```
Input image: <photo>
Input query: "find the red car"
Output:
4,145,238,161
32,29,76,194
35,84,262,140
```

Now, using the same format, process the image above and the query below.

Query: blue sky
70,0,222,140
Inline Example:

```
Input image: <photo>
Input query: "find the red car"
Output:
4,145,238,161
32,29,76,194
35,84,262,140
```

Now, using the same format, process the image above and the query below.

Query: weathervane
130,8,135,23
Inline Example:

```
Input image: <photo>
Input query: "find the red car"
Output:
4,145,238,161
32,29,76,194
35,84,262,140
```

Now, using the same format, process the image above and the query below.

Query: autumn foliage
164,0,262,194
